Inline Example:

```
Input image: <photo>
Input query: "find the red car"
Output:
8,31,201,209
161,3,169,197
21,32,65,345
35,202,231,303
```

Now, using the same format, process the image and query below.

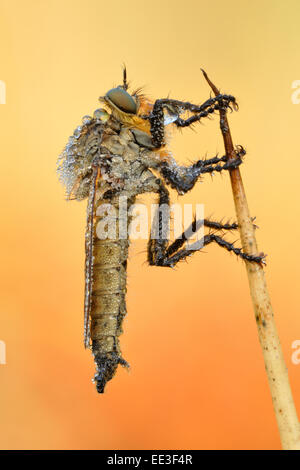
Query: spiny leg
165,214,257,257
204,234,265,263
203,219,238,231
158,147,245,194
157,217,239,260
148,95,237,148
151,232,265,268
204,216,258,232
148,211,265,268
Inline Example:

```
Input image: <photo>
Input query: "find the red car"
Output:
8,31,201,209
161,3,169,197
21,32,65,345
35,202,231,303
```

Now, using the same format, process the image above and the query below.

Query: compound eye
105,87,137,114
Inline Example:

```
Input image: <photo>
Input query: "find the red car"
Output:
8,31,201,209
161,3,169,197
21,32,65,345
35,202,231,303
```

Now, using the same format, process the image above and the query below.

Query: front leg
157,147,245,194
148,94,237,148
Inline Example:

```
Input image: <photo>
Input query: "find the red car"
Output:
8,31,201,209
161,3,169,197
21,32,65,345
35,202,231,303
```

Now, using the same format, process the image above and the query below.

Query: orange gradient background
0,0,300,450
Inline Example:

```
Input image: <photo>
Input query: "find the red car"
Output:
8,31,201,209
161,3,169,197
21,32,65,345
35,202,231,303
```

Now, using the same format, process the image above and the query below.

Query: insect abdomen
91,201,130,393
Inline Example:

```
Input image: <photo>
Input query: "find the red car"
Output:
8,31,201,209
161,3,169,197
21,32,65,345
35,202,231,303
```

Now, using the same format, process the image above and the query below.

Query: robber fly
57,68,263,393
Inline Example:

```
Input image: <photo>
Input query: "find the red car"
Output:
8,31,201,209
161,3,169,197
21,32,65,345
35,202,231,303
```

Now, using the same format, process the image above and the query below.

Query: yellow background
0,0,300,450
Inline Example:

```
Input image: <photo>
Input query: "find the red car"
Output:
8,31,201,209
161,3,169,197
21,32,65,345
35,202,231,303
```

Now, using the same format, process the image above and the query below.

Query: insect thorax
57,109,163,203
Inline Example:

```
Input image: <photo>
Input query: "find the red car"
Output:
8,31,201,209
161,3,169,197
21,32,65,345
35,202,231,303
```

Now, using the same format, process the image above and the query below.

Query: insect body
57,69,264,393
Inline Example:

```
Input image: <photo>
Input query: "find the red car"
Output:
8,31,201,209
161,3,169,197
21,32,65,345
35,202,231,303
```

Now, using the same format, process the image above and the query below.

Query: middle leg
156,147,246,194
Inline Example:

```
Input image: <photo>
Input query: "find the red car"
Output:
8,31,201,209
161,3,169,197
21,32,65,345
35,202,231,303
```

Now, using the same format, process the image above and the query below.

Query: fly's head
98,67,155,129
102,86,138,115
99,67,143,122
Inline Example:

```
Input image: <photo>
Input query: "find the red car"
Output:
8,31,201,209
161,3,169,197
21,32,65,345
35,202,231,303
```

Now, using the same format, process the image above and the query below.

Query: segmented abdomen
91,197,132,393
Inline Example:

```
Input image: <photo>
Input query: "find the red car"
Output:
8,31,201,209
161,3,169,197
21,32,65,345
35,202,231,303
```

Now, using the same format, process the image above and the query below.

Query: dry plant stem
202,69,300,450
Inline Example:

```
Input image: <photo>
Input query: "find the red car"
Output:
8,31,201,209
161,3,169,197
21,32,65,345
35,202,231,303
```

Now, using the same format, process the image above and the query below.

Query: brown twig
201,69,300,450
